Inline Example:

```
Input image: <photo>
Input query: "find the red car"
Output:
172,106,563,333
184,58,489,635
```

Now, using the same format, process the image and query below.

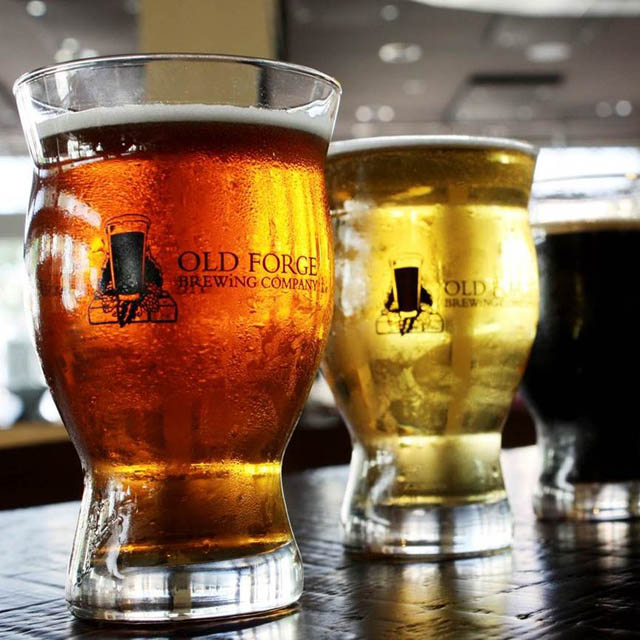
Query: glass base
534,481,640,521
67,540,303,623
343,497,512,559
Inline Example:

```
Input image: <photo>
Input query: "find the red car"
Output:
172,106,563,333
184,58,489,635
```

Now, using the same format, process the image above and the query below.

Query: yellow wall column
140,0,280,59
139,0,281,103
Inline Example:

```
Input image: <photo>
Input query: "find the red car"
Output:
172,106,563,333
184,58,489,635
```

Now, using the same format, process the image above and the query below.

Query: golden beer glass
14,54,340,622
323,136,538,557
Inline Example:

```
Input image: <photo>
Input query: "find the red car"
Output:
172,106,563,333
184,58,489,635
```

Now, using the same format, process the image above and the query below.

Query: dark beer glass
14,54,340,622
521,174,640,520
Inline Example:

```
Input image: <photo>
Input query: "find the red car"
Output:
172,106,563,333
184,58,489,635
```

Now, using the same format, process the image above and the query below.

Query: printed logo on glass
88,214,177,327
377,253,443,335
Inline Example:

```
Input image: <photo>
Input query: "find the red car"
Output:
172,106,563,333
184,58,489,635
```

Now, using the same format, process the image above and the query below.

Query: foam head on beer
34,103,333,166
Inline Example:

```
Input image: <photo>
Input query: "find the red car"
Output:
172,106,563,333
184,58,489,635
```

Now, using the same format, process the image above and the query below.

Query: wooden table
1,446,638,639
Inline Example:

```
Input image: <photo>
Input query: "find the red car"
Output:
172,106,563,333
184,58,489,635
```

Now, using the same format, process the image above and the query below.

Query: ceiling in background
285,0,640,144
0,0,136,154
0,0,639,153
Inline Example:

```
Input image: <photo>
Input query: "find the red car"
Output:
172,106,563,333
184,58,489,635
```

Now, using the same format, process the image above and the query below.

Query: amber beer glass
323,137,538,557
14,55,340,622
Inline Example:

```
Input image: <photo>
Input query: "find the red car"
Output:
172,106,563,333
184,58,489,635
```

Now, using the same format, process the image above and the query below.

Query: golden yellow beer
323,137,538,556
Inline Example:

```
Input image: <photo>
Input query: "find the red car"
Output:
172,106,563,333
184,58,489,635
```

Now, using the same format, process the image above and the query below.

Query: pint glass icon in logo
88,214,177,327
376,253,444,336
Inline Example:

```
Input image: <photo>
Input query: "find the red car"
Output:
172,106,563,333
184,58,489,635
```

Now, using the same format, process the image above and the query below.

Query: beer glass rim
13,52,342,96
328,135,536,158
532,173,640,199
530,173,640,227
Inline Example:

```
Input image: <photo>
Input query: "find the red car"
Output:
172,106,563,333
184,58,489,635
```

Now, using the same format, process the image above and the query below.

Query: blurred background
1,0,639,508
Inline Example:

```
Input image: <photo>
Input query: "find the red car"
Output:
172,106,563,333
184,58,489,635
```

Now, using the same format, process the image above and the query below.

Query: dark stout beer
522,223,640,485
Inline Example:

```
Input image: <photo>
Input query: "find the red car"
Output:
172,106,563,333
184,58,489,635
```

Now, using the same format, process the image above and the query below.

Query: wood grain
0,422,67,450
1,446,638,639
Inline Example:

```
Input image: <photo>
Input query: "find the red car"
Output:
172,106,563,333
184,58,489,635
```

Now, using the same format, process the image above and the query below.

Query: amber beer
16,54,339,623
323,137,538,556
27,109,332,567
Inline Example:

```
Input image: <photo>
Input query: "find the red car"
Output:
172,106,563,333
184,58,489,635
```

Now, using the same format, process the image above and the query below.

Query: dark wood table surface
1,446,639,639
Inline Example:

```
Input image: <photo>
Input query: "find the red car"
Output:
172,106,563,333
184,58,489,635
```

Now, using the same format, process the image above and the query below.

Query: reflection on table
2,447,640,638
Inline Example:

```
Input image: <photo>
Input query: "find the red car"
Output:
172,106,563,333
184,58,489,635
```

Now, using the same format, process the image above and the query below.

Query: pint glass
521,174,640,520
14,54,340,621
323,137,538,557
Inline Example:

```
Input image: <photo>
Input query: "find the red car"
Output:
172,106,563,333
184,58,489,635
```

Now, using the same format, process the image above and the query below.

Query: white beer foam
37,103,331,141
329,135,537,158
